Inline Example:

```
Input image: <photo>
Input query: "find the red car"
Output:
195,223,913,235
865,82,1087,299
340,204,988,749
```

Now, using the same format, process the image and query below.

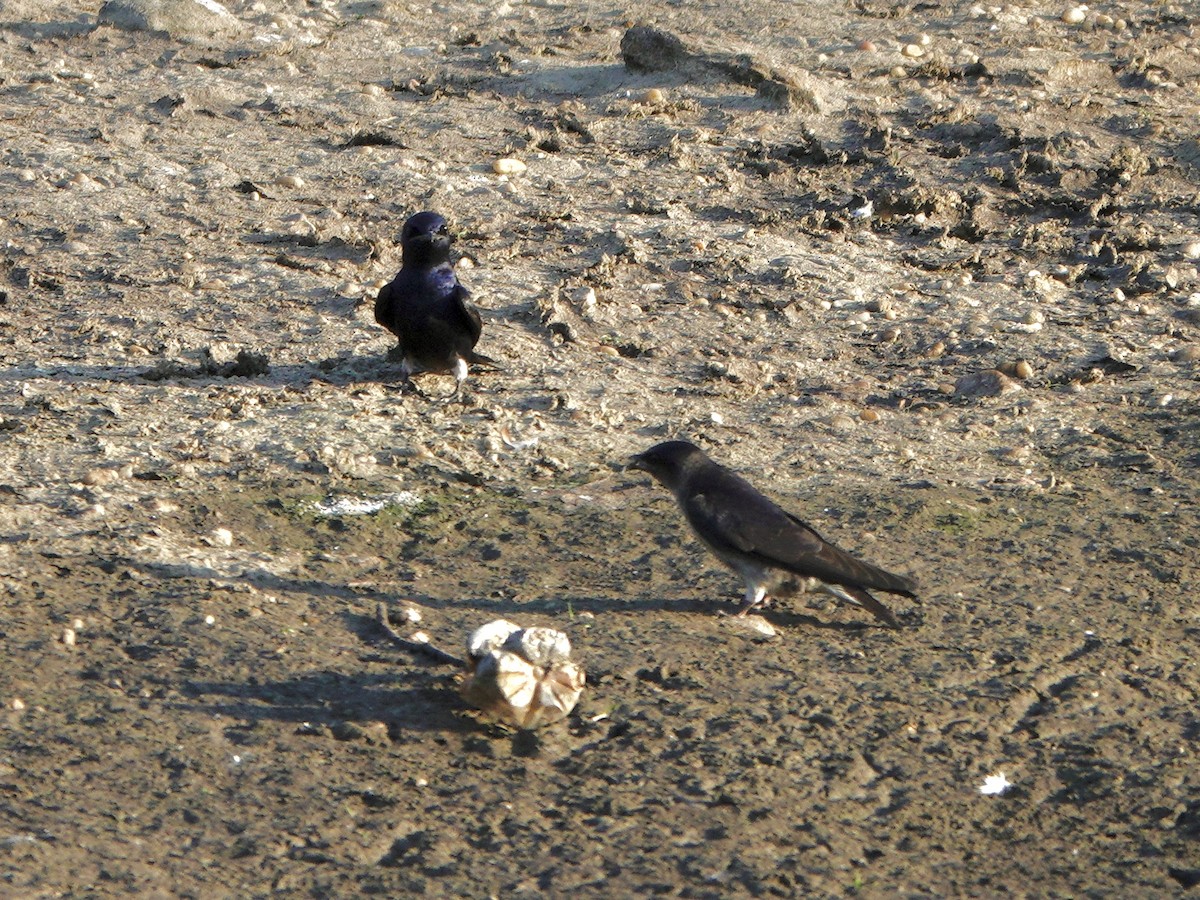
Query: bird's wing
374,279,396,330
451,283,483,346
685,470,916,597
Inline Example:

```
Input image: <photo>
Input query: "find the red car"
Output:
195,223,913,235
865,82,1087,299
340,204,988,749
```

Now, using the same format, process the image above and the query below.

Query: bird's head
400,211,452,265
628,440,707,491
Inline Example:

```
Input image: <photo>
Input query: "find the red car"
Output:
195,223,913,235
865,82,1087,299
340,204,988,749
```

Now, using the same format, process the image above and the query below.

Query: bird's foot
384,375,431,400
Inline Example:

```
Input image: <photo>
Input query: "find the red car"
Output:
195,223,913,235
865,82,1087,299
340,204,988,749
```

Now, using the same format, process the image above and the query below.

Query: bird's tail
466,351,503,371
834,585,901,628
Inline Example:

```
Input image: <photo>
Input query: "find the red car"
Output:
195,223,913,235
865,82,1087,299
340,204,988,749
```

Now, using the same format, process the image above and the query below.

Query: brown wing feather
685,466,916,598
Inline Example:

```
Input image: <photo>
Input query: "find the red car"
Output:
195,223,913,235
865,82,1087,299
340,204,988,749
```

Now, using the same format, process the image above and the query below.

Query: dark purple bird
375,211,497,396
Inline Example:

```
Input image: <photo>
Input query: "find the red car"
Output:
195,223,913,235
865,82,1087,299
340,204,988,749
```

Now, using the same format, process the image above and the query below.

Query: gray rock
98,0,242,44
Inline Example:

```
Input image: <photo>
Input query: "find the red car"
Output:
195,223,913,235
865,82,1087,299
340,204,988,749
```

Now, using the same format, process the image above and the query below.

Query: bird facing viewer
375,211,497,396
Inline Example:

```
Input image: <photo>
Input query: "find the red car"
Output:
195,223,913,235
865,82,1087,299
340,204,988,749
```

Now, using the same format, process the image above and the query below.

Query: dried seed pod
461,621,585,729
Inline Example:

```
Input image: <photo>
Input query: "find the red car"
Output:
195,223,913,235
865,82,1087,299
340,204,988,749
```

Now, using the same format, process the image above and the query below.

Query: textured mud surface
2,0,1199,895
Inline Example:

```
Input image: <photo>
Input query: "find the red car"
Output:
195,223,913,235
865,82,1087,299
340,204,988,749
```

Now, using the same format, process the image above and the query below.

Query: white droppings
310,492,422,517
980,772,1013,795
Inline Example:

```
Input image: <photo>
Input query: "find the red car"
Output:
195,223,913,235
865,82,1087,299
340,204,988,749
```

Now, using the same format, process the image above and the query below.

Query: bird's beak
626,454,648,473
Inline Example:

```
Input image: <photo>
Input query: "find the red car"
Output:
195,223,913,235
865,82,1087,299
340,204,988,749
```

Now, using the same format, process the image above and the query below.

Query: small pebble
19,169,36,182
211,527,234,547
276,174,305,189
205,615,216,626
642,88,665,103
924,340,946,358
1062,5,1087,24
1014,360,1034,380
361,84,386,97
902,43,924,58
1181,240,1200,260
955,369,1021,397
857,39,877,52
493,158,527,175
11,699,24,711
62,628,76,647
860,408,880,422
1171,345,1200,363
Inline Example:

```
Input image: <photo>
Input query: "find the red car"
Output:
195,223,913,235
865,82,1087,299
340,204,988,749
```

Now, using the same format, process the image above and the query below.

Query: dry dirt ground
2,0,1200,895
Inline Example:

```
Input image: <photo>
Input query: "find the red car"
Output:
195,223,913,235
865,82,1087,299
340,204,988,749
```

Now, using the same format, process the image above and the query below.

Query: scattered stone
642,88,666,104
275,174,305,189
955,370,1021,397
620,26,689,73
1061,5,1087,24
492,158,526,175
998,360,1034,380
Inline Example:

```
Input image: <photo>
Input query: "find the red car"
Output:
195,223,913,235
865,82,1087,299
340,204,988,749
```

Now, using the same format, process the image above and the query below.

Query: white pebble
11,698,24,711
62,628,76,647
275,174,305,189
205,615,216,626
1062,5,1087,24
211,527,234,547
361,84,386,97
710,411,725,425
492,158,527,175
403,606,422,624
902,44,924,58
1182,240,1200,260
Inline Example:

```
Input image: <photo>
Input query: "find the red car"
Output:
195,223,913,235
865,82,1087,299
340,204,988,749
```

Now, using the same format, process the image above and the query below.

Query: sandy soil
2,0,1199,895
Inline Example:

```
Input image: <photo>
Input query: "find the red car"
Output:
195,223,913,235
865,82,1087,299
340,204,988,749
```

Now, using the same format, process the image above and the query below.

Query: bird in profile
629,440,917,627
375,211,498,397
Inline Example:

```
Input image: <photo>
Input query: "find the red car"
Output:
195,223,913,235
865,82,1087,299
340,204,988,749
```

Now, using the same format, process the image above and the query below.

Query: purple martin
375,211,497,396
630,440,916,627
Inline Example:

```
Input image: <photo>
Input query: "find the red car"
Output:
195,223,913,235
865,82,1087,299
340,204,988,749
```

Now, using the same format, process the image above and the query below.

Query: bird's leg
442,357,470,402
386,357,431,399
736,584,767,617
